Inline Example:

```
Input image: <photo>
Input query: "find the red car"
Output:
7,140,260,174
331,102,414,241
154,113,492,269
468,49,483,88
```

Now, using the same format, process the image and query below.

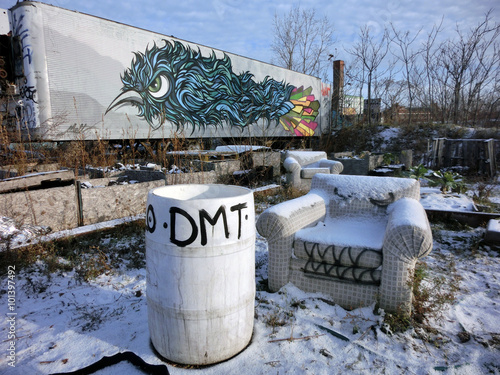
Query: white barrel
145,184,255,365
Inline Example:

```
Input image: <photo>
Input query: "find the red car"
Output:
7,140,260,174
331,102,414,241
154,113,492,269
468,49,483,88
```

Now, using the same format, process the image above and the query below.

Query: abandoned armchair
283,150,343,191
257,174,433,314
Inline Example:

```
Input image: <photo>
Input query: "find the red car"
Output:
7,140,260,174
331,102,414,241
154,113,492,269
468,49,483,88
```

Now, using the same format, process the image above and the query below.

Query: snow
487,219,500,233
387,198,430,230
378,127,400,141
215,145,270,153
286,150,327,166
313,174,417,204
265,193,324,219
296,218,386,249
1,186,500,374
420,187,477,212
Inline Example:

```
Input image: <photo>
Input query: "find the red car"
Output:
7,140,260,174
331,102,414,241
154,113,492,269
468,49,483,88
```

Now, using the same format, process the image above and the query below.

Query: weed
467,178,497,211
75,246,112,282
326,124,385,155
384,260,460,334
263,294,310,335
290,298,307,310
24,274,49,294
0,220,146,281
382,152,399,165
254,185,306,214
77,305,107,332
405,164,429,180
264,307,290,334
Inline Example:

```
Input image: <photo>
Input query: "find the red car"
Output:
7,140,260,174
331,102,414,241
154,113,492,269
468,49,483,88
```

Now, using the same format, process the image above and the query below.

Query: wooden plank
0,170,75,193
425,208,500,227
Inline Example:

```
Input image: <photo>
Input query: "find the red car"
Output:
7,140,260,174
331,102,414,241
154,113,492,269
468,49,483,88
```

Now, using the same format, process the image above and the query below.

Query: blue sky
0,0,498,68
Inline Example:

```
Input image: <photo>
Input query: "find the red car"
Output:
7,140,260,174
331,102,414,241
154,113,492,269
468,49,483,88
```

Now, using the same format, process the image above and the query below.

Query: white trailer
0,1,331,143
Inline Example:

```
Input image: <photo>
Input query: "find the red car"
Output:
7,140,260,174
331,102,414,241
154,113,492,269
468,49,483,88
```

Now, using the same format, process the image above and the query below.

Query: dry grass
0,220,146,278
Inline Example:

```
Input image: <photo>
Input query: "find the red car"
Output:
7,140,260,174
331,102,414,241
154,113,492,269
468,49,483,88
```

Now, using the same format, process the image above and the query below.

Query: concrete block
81,180,165,226
485,219,500,244
0,185,78,231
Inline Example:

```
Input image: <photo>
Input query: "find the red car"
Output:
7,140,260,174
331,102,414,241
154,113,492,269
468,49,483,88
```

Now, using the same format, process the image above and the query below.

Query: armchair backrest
285,151,328,167
310,174,420,219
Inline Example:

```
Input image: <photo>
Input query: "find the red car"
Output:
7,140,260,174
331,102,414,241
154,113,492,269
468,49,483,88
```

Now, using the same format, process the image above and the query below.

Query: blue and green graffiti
107,40,319,136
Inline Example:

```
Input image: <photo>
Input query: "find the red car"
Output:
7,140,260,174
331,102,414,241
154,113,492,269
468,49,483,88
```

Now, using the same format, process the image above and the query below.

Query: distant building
343,95,364,115
384,104,432,124
364,98,382,123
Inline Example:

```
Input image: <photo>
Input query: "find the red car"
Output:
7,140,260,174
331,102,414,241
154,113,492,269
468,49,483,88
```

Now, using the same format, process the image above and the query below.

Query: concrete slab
485,219,500,244
425,209,500,228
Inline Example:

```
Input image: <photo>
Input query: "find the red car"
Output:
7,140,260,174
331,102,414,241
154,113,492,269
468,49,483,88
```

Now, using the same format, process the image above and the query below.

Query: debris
319,348,333,358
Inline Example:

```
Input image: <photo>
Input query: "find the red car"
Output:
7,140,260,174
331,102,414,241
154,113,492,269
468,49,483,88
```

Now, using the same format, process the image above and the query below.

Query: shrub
428,170,466,193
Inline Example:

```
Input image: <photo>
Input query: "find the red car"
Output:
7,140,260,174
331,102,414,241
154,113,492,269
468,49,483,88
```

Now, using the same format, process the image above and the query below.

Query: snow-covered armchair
257,174,433,314
283,151,343,191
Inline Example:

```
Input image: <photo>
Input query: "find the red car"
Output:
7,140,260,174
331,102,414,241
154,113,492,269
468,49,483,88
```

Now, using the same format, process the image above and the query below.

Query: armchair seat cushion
301,167,331,179
295,218,387,250
294,218,386,285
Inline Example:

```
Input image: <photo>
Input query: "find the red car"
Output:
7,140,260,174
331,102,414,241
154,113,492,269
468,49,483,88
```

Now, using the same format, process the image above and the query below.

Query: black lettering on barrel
169,207,198,247
199,206,229,246
146,204,156,233
230,203,248,240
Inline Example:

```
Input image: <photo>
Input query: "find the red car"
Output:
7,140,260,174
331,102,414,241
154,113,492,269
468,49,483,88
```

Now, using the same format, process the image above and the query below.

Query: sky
0,0,498,75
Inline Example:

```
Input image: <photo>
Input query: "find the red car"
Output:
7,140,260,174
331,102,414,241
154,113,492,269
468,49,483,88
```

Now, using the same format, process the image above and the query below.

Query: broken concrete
485,219,500,244
0,170,75,193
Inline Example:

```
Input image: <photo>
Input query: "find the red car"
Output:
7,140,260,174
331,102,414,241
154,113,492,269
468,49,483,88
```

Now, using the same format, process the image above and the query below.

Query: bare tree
344,57,366,124
462,37,500,125
438,9,500,124
417,19,443,123
389,23,422,126
271,8,299,71
377,78,406,124
345,25,390,125
271,6,334,79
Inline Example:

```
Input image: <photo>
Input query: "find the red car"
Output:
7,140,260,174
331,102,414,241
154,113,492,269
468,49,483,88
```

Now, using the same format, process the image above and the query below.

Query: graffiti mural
11,13,32,66
107,40,320,136
11,12,37,129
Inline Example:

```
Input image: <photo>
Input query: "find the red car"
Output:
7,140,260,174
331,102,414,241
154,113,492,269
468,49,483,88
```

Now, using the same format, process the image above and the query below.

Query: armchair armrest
283,156,301,186
383,198,433,262
319,159,344,174
380,198,433,314
257,193,326,291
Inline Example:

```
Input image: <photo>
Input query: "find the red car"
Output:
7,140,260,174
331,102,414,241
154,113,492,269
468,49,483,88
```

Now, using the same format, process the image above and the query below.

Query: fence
430,138,497,176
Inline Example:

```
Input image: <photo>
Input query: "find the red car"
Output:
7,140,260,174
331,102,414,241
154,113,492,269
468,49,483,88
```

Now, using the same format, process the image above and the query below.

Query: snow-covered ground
420,187,478,212
1,187,499,375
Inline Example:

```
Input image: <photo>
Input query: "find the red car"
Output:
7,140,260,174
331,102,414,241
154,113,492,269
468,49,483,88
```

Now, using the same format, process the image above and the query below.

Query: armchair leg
380,255,416,315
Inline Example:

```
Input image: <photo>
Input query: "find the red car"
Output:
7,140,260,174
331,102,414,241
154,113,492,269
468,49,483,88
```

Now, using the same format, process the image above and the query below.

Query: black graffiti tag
169,207,198,247
146,204,156,233
19,84,37,102
199,206,229,246
230,203,248,240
